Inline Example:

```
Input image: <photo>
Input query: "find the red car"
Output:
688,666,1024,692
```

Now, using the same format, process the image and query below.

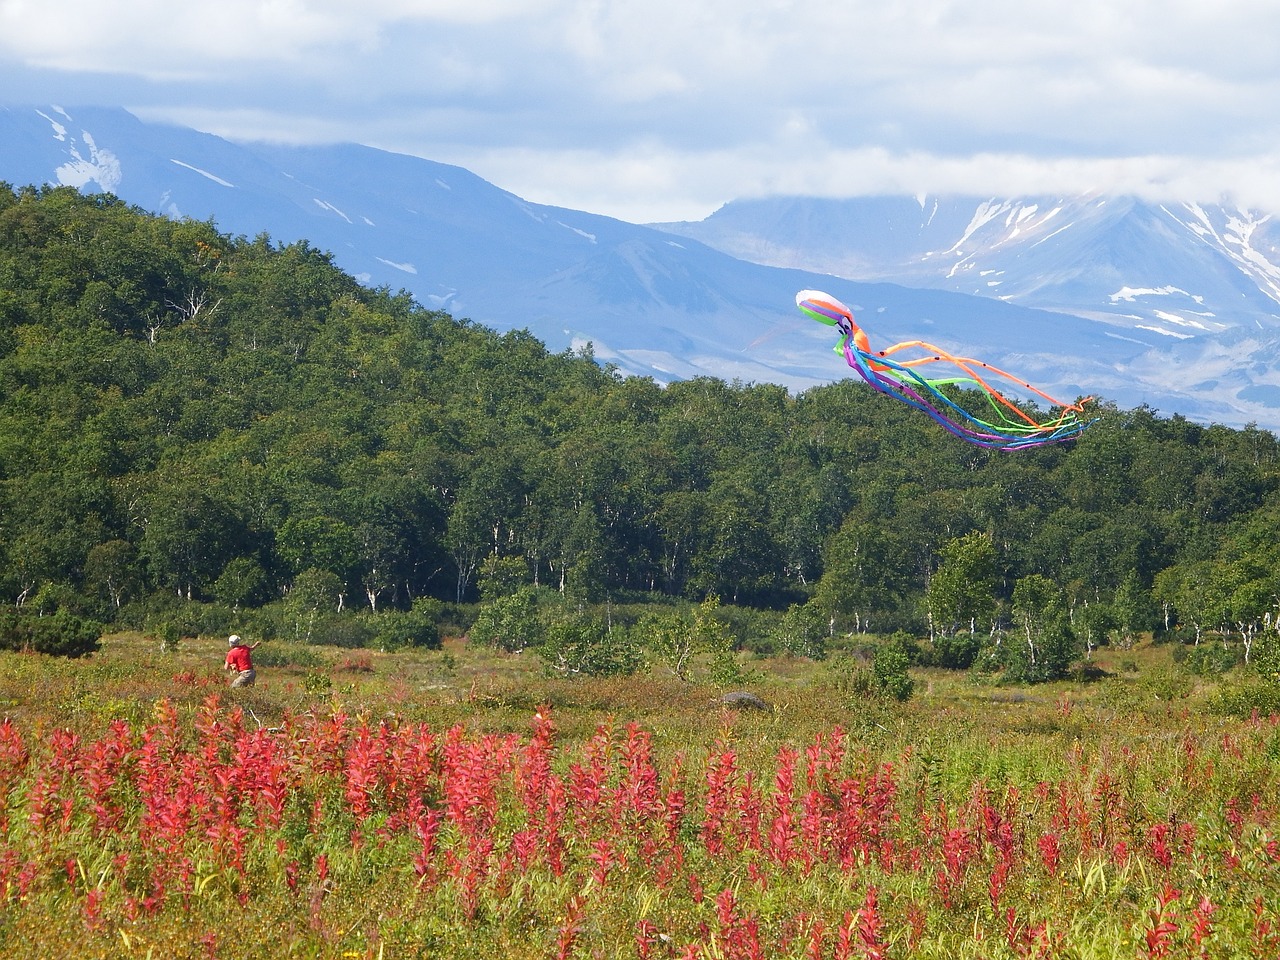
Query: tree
873,635,915,702
1111,569,1157,648
374,597,443,650
285,568,345,642
538,613,642,678
811,517,907,635
641,595,739,683
771,602,827,660
927,532,997,649
1076,601,1117,659
468,586,548,654
213,556,272,610
140,480,247,600
83,539,140,610
1007,574,1078,683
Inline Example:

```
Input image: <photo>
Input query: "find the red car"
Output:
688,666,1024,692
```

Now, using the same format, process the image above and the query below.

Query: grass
0,632,1277,958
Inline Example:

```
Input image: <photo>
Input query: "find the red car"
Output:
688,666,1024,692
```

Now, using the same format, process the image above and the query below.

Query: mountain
1,104,1277,428
654,196,1280,423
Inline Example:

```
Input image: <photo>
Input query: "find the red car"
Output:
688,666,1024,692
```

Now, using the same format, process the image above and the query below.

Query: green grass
0,633,1277,958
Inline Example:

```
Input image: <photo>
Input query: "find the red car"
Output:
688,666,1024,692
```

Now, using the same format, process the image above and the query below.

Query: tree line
3,183,1279,675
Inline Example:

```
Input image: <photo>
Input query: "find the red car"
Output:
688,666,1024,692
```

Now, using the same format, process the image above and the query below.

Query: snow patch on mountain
376,257,417,274
559,222,596,242
36,109,69,140
170,159,234,187
53,131,121,193
314,199,353,223
1111,285,1192,303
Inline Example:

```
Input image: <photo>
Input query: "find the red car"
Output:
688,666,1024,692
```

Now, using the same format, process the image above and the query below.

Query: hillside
4,184,1280,665
2,105,1276,427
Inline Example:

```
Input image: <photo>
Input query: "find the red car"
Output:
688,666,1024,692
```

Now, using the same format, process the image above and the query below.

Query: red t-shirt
225,645,253,672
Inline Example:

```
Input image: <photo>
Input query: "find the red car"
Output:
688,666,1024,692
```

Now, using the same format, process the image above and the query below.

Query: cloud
2,0,1278,221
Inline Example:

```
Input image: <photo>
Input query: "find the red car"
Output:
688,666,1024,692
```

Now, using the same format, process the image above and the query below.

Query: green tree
538,614,642,678
771,602,827,660
468,586,548,654
214,556,272,610
285,568,346,642
926,532,997,665
873,636,915,702
83,539,140,610
373,597,443,650
1007,574,1078,683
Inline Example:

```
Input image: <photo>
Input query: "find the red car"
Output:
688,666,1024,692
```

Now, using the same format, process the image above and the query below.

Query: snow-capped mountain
654,195,1280,337
655,196,1280,421
2,105,1279,429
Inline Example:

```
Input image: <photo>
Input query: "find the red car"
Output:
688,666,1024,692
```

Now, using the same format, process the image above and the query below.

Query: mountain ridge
3,104,1279,428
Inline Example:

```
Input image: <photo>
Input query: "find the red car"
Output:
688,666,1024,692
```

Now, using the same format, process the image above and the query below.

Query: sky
2,0,1279,224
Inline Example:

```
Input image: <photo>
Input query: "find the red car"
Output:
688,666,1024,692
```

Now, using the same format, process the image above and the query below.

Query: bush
873,637,915,702
926,631,982,670
1208,681,1280,718
832,659,878,703
538,615,642,678
770,602,827,660
830,639,914,704
310,615,378,649
1178,641,1243,676
372,597,443,650
253,643,327,669
1249,635,1280,681
469,586,551,653
0,606,102,658
152,620,181,654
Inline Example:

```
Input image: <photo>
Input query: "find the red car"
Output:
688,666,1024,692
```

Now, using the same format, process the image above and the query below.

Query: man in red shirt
224,634,259,688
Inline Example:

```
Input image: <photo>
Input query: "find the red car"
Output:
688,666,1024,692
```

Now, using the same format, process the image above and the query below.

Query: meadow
0,633,1277,959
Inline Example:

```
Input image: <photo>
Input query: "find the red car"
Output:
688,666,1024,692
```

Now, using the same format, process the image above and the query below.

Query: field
0,633,1278,959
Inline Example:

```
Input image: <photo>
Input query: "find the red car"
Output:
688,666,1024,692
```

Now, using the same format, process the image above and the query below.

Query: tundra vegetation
2,182,1280,956
0,632,1278,958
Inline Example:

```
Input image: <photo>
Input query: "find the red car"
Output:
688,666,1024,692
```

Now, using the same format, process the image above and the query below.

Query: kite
796,289,1094,450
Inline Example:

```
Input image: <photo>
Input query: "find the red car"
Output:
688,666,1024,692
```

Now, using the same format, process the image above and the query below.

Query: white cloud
2,0,1279,221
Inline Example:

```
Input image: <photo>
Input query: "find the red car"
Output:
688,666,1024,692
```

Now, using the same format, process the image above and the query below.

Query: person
224,634,260,688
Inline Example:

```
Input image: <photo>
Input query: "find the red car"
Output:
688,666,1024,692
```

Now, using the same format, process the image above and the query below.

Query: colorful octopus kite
796,290,1094,450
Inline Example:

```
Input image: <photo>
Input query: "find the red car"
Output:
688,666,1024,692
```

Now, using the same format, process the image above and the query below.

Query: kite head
796,289,884,371
796,290,852,326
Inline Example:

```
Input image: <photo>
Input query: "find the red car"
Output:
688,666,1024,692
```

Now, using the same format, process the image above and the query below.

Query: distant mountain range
3,104,1280,429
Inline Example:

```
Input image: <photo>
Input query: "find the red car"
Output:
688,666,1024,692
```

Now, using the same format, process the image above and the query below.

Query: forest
3,182,1280,680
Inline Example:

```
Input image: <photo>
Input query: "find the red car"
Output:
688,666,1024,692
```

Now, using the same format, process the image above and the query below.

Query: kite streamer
797,290,1094,450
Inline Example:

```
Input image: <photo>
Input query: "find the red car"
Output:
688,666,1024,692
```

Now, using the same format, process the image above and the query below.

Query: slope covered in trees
2,183,1279,666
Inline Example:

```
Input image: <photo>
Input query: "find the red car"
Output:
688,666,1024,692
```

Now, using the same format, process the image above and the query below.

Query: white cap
228,634,242,646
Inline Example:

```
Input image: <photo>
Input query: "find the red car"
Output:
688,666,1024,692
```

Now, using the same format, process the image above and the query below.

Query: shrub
309,615,377,649
538,614,642,678
372,597,443,650
832,660,878,703
770,602,827,660
1208,681,1280,718
872,637,915,702
1178,641,1242,676
926,631,982,669
0,605,102,658
1250,634,1280,681
252,643,327,669
0,607,104,658
152,620,181,654
468,586,550,653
